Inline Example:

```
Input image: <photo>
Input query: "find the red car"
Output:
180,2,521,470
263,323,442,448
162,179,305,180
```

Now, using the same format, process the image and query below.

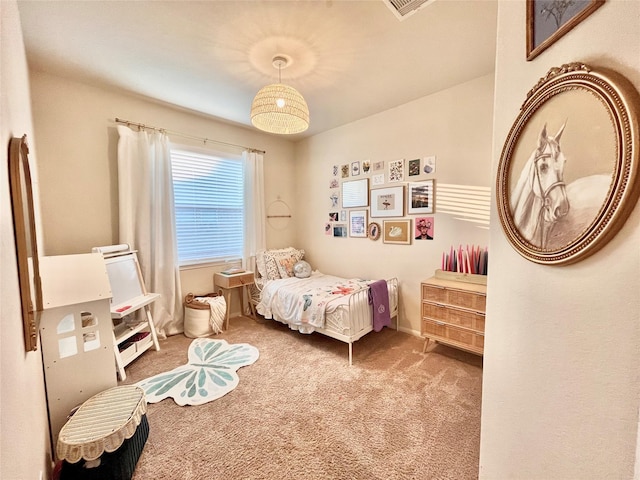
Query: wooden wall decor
8,135,43,350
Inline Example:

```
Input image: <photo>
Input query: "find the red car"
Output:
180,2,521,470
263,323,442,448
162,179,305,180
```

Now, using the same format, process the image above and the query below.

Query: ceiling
17,0,498,139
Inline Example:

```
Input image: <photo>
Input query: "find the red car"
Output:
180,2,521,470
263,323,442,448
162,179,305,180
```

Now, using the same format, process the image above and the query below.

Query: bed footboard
319,277,399,365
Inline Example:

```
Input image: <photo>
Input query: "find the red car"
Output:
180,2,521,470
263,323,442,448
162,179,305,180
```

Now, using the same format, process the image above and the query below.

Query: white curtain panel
243,150,266,277
116,125,183,337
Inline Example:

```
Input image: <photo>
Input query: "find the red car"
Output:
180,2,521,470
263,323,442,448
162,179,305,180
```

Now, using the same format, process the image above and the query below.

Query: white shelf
112,307,159,381
111,293,161,320
113,321,149,344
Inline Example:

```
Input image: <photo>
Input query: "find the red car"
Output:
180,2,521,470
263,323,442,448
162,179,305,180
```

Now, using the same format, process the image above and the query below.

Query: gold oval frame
497,63,640,265
367,222,381,241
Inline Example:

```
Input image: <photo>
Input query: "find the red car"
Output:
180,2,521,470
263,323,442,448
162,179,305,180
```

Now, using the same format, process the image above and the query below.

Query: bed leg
348,342,353,366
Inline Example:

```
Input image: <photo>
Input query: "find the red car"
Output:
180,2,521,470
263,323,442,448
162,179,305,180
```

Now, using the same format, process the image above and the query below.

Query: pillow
260,247,305,280
277,256,298,278
260,247,289,280
255,250,267,279
262,247,304,279
293,260,312,278
273,248,305,278
262,251,282,280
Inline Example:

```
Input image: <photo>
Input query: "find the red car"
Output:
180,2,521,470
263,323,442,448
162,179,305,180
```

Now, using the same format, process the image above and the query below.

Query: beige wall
295,74,494,334
17,2,640,479
29,71,298,307
480,1,640,478
1,2,52,479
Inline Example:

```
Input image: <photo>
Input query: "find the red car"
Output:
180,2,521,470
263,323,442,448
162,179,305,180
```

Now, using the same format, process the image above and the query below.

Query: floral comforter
256,272,371,331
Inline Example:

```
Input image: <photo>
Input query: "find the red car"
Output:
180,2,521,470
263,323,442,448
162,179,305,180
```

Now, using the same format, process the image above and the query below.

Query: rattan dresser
421,272,487,355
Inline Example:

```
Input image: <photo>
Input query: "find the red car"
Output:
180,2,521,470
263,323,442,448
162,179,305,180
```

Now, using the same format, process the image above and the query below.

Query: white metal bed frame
252,276,399,365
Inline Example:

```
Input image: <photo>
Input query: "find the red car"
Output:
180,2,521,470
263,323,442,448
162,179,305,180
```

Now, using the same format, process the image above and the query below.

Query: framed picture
370,185,404,218
526,0,604,61
333,224,348,237
367,222,381,241
496,63,640,265
330,192,339,208
388,159,404,182
349,210,368,238
408,180,434,214
408,158,420,176
373,161,384,171
324,223,332,235
342,178,369,208
362,160,371,174
423,155,436,174
351,161,360,176
372,173,384,186
383,219,412,245
341,164,349,178
414,217,434,240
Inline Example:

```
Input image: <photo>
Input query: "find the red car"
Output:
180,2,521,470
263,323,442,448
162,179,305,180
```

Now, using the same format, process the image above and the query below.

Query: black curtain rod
115,117,266,154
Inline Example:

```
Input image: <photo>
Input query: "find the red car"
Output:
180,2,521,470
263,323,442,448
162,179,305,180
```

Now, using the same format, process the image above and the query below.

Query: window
171,148,244,265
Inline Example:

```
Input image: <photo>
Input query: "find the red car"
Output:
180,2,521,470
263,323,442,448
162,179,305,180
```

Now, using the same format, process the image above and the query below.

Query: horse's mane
509,122,569,246
510,150,537,226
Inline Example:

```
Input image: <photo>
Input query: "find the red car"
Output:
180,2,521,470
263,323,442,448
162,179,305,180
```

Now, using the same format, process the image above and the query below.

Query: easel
93,245,161,380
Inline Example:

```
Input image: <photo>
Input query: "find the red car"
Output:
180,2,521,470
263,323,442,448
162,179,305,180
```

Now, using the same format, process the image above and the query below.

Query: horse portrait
510,120,612,251
510,122,570,248
498,64,635,264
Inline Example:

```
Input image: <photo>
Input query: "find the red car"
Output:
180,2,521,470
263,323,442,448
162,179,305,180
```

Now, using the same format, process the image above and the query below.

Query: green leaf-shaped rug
136,338,259,406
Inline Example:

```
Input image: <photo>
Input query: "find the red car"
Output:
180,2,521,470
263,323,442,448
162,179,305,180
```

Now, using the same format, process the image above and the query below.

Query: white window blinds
171,149,244,265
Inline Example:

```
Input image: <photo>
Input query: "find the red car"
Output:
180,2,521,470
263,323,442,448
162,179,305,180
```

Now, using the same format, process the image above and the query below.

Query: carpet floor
122,316,483,480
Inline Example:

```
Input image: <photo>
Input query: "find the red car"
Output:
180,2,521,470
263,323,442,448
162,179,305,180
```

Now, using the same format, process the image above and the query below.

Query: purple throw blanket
368,280,391,332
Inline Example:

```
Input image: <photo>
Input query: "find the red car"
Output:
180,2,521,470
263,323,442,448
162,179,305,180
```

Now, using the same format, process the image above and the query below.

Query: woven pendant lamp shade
250,83,309,135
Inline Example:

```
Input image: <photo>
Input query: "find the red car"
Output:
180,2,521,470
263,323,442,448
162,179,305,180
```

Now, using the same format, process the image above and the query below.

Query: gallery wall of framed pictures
326,156,438,244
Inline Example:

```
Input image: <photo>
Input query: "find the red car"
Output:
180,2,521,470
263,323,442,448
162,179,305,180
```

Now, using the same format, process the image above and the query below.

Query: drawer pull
434,321,445,326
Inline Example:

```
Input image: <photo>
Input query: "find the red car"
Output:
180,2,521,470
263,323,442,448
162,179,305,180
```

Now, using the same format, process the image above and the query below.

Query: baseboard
397,325,421,338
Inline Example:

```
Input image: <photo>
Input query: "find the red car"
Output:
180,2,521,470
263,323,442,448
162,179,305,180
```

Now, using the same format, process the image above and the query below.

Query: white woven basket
184,293,226,338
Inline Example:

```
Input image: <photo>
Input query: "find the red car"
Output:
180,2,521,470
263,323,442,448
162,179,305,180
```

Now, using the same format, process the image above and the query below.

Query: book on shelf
220,267,245,275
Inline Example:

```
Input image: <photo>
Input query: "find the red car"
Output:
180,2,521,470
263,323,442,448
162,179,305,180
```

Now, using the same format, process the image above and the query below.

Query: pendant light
250,55,310,135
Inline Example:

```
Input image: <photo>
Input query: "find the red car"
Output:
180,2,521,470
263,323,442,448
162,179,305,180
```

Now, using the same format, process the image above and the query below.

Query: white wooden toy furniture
39,253,117,448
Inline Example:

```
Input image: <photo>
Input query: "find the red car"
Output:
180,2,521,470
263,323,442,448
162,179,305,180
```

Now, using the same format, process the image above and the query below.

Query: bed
250,248,399,365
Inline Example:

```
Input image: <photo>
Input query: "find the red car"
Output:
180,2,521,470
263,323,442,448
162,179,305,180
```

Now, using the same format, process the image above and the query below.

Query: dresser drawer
422,319,484,354
422,302,484,331
215,272,254,289
422,284,486,311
